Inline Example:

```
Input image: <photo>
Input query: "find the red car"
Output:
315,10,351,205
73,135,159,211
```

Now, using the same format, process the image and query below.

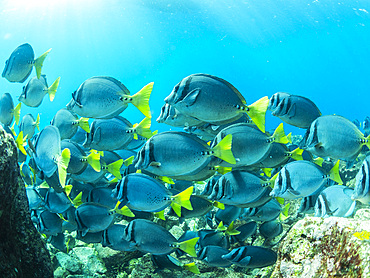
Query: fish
270,160,343,200
76,230,103,244
211,123,289,167
197,246,232,267
151,254,200,274
86,187,118,209
44,187,72,213
32,209,63,236
352,155,370,204
222,246,277,268
197,229,230,249
259,219,283,239
111,173,193,216
0,92,21,126
300,115,370,166
51,108,90,140
134,131,236,177
363,116,370,136
164,73,269,132
61,140,101,174
19,113,40,139
230,222,257,244
2,43,51,83
268,92,321,128
207,170,273,207
32,125,71,187
75,202,133,236
66,76,153,118
102,224,136,252
26,186,45,210
122,219,199,256
18,75,60,107
83,116,153,151
314,185,356,218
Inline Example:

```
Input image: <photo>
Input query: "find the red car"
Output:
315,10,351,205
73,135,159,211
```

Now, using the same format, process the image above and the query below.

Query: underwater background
1,0,369,135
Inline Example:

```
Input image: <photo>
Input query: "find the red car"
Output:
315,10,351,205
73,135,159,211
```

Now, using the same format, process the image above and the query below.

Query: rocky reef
0,125,53,278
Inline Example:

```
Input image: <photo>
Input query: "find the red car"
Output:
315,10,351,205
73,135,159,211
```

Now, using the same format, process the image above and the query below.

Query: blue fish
2,43,51,83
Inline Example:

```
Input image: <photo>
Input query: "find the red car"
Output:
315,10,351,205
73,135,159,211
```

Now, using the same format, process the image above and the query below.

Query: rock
55,252,81,273
0,125,53,277
73,246,107,275
270,213,370,277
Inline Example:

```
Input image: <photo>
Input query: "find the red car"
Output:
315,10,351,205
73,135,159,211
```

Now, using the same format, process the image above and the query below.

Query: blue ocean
1,1,370,277
1,0,369,134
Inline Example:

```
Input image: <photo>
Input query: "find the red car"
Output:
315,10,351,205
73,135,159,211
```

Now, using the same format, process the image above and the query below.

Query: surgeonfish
197,246,232,267
270,160,342,200
164,73,269,132
111,173,193,216
363,116,370,136
18,75,60,107
61,140,101,174
0,92,21,126
259,220,283,240
2,43,51,82
83,116,153,151
211,123,289,167
207,170,273,207
32,209,63,236
19,113,40,139
314,185,356,218
134,131,236,177
122,219,199,256
230,222,257,244
51,108,90,140
268,92,321,128
300,115,370,166
352,155,370,204
240,199,283,222
75,202,133,236
222,246,277,268
32,125,71,187
44,187,72,214
66,76,153,118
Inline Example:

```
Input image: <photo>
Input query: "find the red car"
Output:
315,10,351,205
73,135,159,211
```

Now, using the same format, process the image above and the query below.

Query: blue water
1,0,370,135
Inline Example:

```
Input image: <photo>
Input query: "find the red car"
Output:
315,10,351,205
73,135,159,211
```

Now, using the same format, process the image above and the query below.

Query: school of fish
2,43,370,274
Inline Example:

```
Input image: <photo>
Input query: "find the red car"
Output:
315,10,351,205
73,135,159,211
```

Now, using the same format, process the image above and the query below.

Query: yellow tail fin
132,117,153,139
329,160,343,185
313,157,324,167
183,263,200,274
177,237,199,257
57,148,71,187
123,155,134,167
365,134,370,149
35,114,40,131
263,167,272,177
170,202,182,217
213,201,225,210
211,134,236,164
107,159,123,179
287,132,292,143
225,221,241,236
246,96,269,133
10,122,16,136
64,184,73,197
34,48,51,79
86,151,101,172
271,123,289,144
72,192,83,207
171,186,193,216
290,148,303,161
13,102,21,125
154,210,166,220
130,82,153,117
114,202,135,217
15,131,27,156
276,197,285,204
47,77,60,101
78,117,90,133
279,203,290,221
